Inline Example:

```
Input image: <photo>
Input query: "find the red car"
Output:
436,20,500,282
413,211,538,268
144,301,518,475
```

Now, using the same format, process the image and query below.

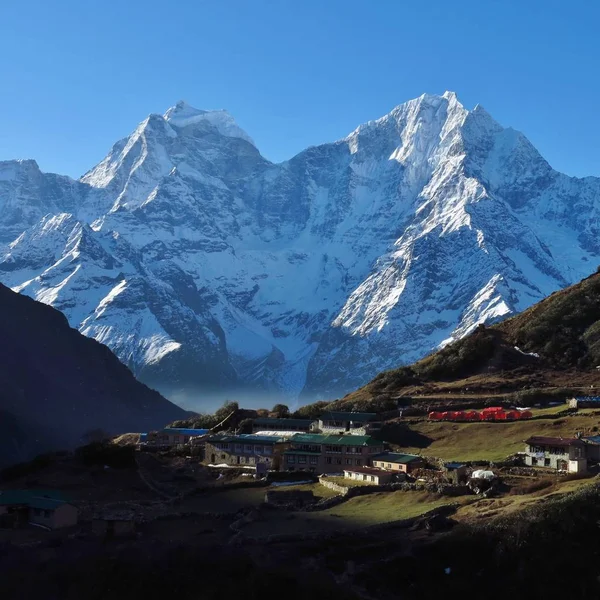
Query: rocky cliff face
1,93,598,406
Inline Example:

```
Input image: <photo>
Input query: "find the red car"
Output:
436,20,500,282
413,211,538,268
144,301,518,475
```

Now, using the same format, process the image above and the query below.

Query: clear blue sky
1,0,599,178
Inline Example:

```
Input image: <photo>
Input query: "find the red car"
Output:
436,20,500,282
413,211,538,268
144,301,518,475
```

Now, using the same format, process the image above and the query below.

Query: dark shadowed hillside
0,284,186,467
334,270,600,408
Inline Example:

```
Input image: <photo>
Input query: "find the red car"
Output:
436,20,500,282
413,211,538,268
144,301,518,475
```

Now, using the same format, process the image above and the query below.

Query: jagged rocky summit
1,93,599,406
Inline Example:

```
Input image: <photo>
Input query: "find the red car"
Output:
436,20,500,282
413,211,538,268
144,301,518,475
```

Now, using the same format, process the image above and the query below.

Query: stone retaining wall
317,477,468,503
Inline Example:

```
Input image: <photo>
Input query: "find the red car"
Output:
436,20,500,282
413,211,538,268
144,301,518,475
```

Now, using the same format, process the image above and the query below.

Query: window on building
44,510,51,518
345,458,353,465
324,445,341,453
287,455,296,464
309,456,318,465
221,454,226,460
174,436,180,443
245,445,253,452
545,458,551,467
336,458,342,465
326,457,332,464
298,456,307,464
355,459,362,466
264,446,272,454
235,444,243,452
255,446,263,454
387,463,392,469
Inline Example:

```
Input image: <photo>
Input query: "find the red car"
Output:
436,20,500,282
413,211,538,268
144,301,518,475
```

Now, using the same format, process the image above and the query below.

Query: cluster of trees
168,400,309,434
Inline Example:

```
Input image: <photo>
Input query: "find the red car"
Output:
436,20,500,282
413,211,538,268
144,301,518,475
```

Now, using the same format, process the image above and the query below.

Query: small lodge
284,433,385,474
343,466,395,485
568,396,600,409
0,490,78,530
444,462,468,484
371,452,425,474
316,411,382,435
141,427,209,448
203,433,289,470
524,436,587,473
252,417,314,434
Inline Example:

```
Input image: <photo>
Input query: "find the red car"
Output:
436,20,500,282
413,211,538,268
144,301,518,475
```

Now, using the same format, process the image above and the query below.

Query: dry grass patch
402,413,600,461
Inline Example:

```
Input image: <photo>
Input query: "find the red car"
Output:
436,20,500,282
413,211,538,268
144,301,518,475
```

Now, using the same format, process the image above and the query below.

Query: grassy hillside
333,270,600,408
397,411,600,461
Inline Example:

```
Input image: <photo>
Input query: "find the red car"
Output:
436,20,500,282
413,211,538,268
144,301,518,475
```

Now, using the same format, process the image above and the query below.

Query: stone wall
318,478,351,495
314,477,469,511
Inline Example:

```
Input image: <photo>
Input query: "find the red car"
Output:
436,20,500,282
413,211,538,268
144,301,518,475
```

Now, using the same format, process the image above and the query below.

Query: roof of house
205,433,284,444
161,428,209,436
253,417,313,427
525,436,585,447
444,462,466,470
290,433,382,446
0,490,70,510
584,435,600,444
372,452,424,464
573,396,600,402
320,411,378,423
254,431,308,438
343,466,392,476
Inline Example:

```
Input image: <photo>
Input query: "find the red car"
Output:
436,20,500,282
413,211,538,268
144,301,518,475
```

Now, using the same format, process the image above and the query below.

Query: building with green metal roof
284,433,385,475
371,452,425,474
0,490,78,530
203,433,290,470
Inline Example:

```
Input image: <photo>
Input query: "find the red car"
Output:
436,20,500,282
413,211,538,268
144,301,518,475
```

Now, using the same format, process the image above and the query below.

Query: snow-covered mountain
1,93,599,407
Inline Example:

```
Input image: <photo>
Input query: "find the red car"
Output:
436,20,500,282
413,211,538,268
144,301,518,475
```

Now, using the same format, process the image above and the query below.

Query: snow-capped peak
2,91,600,408
163,101,255,145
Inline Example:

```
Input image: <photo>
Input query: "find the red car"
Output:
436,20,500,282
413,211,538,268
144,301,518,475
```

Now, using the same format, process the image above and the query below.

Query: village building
315,411,382,435
371,452,425,474
283,433,385,474
568,396,600,409
343,466,395,485
524,436,587,473
252,417,314,434
203,434,289,470
0,491,78,530
140,427,209,448
443,462,468,484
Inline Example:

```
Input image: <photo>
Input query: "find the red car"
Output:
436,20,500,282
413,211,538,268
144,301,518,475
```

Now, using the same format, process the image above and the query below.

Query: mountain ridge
1,92,599,407
0,281,187,467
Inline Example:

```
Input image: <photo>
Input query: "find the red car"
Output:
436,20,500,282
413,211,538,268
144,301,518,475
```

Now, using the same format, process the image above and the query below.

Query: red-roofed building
524,436,587,473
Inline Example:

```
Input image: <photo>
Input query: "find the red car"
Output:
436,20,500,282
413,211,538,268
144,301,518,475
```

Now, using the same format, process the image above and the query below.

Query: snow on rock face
1,93,599,406
164,101,255,146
